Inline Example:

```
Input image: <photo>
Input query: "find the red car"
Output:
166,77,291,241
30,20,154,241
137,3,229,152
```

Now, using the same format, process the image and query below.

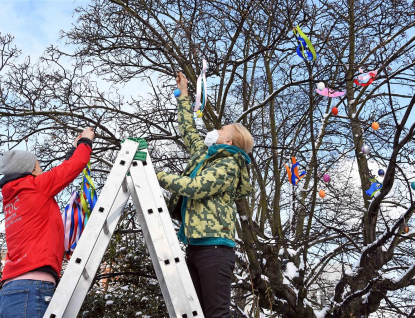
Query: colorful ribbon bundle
293,25,318,62
62,162,97,257
194,59,208,119
63,191,83,257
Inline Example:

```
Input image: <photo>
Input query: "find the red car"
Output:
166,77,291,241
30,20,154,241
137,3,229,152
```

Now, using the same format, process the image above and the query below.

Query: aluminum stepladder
44,139,204,318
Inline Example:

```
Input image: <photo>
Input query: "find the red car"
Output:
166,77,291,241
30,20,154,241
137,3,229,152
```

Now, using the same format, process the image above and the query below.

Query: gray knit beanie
0,150,38,175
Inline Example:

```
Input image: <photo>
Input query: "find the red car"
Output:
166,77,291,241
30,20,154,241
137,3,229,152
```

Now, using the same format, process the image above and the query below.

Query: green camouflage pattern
157,96,253,241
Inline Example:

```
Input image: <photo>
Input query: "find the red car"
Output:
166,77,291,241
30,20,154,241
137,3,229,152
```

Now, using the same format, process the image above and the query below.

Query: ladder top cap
121,138,148,162
121,137,148,150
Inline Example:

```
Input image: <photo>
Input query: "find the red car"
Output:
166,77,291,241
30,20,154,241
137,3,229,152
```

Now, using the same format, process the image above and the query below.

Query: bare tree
1,0,415,317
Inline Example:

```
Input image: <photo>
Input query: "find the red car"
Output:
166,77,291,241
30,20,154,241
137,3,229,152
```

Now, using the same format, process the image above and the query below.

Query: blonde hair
231,123,254,153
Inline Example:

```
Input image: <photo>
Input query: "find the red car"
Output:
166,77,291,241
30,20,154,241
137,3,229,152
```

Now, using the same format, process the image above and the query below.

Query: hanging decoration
285,157,306,186
317,82,325,91
361,145,370,154
316,87,346,97
293,25,318,61
365,178,383,197
371,122,379,130
173,89,181,98
354,68,377,87
62,162,98,258
194,59,208,119
404,224,410,234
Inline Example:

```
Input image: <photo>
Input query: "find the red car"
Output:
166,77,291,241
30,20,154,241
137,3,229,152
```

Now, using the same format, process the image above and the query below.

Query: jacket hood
0,173,32,189
234,155,254,199
207,146,254,199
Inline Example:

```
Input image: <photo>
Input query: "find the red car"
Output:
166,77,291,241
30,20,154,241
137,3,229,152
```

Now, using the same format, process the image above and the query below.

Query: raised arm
34,128,95,198
176,72,206,156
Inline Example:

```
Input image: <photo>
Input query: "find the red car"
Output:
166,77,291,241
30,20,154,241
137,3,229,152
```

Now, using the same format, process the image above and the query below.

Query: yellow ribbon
79,162,97,219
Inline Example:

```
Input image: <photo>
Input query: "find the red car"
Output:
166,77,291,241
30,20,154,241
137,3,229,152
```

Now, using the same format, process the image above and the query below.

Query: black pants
185,245,236,318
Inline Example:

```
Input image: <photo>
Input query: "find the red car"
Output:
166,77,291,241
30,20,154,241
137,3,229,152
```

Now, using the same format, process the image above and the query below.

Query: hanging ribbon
293,25,318,62
62,191,85,258
194,59,208,119
80,162,98,222
62,161,97,258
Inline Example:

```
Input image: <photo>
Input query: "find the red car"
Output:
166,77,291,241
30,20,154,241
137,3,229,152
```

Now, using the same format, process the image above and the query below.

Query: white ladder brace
44,139,204,318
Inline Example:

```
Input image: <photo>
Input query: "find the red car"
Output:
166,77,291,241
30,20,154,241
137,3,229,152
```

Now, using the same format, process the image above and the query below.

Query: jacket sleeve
177,95,206,156
65,138,93,160
157,157,239,200
65,146,76,161
34,143,92,198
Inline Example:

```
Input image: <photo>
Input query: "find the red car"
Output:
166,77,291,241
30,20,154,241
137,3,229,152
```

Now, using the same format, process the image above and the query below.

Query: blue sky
0,0,88,61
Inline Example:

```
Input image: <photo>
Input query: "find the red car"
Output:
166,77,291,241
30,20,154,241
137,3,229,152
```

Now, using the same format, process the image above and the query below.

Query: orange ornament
371,122,379,130
332,107,338,116
319,190,326,198
404,225,410,233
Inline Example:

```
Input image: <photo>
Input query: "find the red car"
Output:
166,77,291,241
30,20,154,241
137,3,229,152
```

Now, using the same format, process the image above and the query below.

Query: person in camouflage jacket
156,72,253,317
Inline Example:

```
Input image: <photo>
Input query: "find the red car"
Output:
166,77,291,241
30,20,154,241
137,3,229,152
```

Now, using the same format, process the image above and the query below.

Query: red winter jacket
1,143,91,282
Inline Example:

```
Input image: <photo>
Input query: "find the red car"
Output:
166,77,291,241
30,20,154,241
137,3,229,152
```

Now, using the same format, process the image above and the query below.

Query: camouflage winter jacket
157,95,253,241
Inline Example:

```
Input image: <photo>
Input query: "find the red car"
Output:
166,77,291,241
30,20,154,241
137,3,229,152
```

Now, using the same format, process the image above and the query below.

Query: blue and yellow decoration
293,25,318,61
365,178,383,197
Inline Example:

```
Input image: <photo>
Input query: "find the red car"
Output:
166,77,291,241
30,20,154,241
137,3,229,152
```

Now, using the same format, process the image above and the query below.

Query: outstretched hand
73,128,95,147
176,71,188,96
81,127,95,141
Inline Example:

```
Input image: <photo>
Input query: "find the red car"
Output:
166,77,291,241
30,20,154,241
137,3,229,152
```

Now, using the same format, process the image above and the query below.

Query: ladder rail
53,180,131,317
44,140,138,318
139,151,204,315
128,159,203,317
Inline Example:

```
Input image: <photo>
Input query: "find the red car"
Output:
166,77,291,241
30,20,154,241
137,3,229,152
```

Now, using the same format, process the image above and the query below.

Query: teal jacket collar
207,145,251,164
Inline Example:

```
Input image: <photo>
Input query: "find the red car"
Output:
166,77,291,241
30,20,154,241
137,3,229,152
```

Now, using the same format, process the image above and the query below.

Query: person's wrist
77,137,93,148
178,92,189,98
179,86,187,91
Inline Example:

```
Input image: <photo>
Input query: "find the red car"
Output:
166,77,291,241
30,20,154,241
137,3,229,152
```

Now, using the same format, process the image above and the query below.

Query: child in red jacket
0,128,94,318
